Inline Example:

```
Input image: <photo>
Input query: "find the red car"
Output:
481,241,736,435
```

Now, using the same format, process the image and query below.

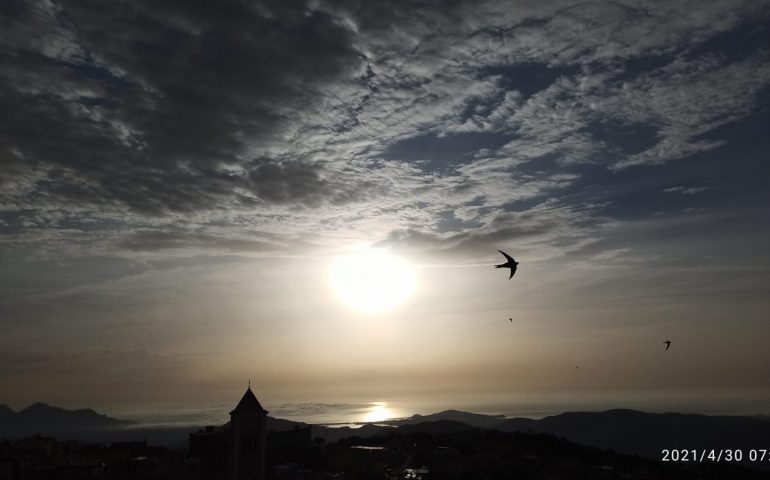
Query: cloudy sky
2,0,770,415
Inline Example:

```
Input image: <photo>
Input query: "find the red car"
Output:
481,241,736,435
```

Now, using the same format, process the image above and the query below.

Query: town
2,388,765,480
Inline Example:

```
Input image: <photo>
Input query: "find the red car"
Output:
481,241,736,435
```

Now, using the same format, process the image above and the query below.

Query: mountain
396,419,479,434
5,402,770,468
496,409,770,459
0,402,134,438
314,422,391,443
280,406,770,463
389,409,506,428
267,416,309,432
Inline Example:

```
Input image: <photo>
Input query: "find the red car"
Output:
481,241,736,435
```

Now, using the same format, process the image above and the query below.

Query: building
229,386,268,480
189,386,312,480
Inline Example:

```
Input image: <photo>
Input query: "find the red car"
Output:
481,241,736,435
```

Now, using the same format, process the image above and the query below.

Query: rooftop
231,386,268,415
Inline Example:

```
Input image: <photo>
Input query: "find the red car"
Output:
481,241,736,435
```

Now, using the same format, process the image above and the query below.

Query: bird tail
495,264,505,268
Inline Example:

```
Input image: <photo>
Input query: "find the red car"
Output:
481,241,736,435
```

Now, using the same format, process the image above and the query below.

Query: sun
330,249,416,314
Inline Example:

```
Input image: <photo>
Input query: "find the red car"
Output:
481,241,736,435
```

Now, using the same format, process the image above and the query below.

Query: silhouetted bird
663,340,671,351
509,317,513,322
495,250,519,279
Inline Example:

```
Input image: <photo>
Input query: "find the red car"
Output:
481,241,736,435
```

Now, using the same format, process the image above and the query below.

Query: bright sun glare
330,249,416,314
362,402,394,423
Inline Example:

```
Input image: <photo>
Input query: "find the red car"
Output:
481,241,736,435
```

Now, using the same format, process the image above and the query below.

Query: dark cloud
1,0,365,214
663,186,711,195
247,158,330,205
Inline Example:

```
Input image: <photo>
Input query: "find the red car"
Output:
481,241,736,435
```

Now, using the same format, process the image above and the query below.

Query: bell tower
229,384,268,480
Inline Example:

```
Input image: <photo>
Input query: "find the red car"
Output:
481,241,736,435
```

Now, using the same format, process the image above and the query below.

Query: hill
388,409,506,428
0,403,134,438
5,401,770,470
496,409,770,460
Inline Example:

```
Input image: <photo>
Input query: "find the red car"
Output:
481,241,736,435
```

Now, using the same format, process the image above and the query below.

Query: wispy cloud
663,186,712,195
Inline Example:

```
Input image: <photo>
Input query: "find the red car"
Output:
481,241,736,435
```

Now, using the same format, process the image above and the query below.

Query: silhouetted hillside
266,415,310,432
390,409,506,428
5,402,770,472
396,419,479,434
496,409,770,460
314,422,391,443
0,403,134,438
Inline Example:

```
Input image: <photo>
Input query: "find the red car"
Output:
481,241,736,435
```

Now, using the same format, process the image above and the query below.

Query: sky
1,0,770,416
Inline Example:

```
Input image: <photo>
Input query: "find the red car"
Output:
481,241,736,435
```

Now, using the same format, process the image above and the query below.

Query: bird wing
498,250,515,263
508,264,517,279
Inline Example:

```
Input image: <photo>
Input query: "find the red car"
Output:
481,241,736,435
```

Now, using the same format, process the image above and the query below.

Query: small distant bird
495,250,519,279
509,317,513,322
575,365,579,370
663,340,671,351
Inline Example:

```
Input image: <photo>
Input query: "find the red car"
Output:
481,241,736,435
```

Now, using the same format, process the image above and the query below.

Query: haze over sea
107,387,770,430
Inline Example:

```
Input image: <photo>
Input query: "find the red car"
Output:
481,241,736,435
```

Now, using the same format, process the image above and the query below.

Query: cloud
663,186,712,195
604,52,770,169
1,0,367,216
376,200,611,263
121,230,281,253
2,0,768,233
1,0,769,297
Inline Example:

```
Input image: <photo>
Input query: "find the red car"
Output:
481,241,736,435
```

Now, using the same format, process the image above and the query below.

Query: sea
107,388,770,430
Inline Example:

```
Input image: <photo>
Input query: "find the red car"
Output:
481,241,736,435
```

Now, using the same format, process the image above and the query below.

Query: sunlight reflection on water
361,402,394,423
271,401,407,426
271,401,408,427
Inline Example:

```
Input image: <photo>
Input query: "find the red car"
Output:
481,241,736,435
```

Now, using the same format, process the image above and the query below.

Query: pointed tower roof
231,386,268,415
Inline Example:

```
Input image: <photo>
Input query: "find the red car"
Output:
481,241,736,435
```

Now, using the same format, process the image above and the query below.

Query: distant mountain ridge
381,408,770,458
395,409,506,428
4,402,770,470
0,402,134,438
494,408,770,459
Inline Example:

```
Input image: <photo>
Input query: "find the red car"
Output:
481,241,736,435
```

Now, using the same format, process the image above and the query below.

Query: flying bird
495,250,519,279
663,340,671,351
509,317,513,322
